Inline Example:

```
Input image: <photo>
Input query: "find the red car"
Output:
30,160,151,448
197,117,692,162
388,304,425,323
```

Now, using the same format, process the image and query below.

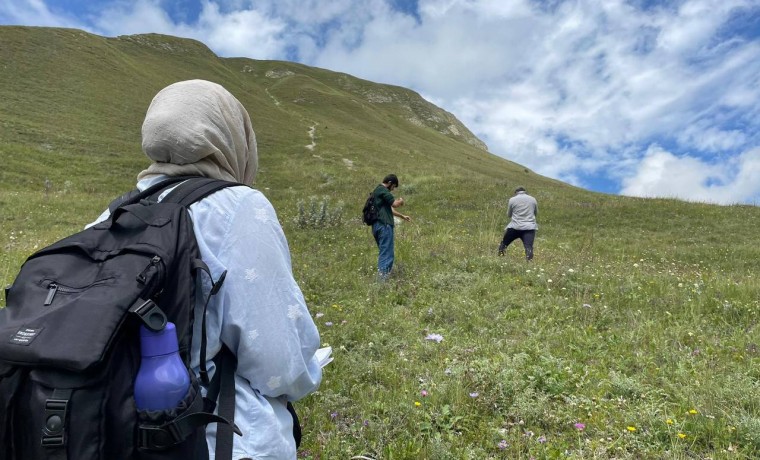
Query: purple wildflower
425,333,444,343
574,422,586,431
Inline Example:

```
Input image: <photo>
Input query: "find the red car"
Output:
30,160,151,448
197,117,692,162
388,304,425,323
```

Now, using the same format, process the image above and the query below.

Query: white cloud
89,0,289,58
621,145,760,204
677,123,747,153
0,0,83,28
92,0,177,36
197,2,287,58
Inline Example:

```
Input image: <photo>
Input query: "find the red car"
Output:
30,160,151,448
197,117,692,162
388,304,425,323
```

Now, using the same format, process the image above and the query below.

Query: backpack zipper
43,278,114,306
136,255,165,297
137,255,162,283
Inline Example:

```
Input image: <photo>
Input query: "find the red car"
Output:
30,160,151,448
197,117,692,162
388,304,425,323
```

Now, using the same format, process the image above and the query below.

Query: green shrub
294,195,344,228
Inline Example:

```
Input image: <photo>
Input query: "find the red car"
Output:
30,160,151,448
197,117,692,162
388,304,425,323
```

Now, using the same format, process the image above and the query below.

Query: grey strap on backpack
203,345,238,460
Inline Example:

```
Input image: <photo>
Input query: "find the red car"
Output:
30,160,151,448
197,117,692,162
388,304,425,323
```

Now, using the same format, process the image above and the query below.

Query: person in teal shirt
371,174,411,279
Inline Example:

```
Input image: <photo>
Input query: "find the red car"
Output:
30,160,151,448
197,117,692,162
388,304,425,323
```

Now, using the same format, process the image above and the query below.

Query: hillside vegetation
1,26,760,459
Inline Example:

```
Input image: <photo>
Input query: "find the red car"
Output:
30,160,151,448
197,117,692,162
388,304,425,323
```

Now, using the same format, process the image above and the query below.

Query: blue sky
2,0,760,204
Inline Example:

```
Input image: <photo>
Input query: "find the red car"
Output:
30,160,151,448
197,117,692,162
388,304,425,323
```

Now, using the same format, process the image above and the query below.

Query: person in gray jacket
498,186,538,260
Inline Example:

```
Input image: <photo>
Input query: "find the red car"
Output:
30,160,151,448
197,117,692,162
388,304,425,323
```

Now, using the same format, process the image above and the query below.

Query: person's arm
392,207,411,222
217,191,322,401
391,197,411,221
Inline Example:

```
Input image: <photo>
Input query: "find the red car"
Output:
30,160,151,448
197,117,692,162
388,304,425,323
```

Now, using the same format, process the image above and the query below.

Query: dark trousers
499,228,535,260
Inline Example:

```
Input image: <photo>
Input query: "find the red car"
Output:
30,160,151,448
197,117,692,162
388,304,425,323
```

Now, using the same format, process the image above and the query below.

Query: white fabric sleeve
214,191,322,401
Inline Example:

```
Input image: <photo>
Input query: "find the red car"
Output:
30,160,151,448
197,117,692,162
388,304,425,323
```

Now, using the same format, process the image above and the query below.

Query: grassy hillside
2,26,760,459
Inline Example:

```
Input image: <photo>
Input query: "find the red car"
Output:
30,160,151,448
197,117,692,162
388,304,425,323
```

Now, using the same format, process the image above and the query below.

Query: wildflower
324,321,333,327
414,401,421,407
666,419,674,425
498,439,508,449
425,333,444,343
363,420,369,427
626,426,636,432
582,303,592,308
678,433,686,439
568,268,575,273
633,263,639,267
688,409,698,415
537,435,546,443
330,411,338,420
469,392,479,398
444,368,452,375
574,423,586,431
315,312,324,318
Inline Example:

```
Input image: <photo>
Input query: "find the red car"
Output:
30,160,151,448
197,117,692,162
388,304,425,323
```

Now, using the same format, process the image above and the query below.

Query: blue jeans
372,222,394,276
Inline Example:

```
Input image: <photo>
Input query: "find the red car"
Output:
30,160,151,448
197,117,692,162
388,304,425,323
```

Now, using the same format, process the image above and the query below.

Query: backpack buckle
138,425,180,450
129,298,167,332
41,389,72,448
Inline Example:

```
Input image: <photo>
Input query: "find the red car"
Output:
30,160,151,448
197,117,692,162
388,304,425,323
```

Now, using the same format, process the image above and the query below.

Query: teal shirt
373,184,396,226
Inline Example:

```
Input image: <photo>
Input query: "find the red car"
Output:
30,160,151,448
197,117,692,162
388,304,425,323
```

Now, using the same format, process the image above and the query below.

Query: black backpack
0,177,245,460
362,191,379,226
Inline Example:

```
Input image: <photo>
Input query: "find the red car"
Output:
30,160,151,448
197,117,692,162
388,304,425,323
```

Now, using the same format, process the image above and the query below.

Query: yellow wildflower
414,401,421,407
666,419,674,425
678,433,686,439
688,409,698,415
626,426,636,432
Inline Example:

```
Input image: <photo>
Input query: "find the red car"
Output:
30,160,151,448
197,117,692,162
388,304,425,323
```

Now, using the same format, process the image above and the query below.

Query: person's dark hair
383,174,399,187
515,186,526,193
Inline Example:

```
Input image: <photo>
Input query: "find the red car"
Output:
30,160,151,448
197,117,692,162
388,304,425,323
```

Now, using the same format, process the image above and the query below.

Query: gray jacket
506,191,538,230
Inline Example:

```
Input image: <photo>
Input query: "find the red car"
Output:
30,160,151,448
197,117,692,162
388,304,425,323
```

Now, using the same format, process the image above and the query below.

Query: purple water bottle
134,322,190,411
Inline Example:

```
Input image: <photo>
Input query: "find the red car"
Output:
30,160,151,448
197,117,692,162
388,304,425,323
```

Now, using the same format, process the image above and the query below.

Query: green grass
2,26,760,459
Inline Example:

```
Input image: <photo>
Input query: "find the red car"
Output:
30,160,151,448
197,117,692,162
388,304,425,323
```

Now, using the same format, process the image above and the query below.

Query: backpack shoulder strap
107,176,245,213
204,345,238,460
161,177,246,207
106,176,197,212
107,189,141,213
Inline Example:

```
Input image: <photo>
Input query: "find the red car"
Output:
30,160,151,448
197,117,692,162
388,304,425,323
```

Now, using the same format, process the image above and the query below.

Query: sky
2,0,760,205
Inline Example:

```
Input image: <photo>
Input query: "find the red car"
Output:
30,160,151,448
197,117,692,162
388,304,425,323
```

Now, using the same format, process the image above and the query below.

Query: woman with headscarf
89,79,322,459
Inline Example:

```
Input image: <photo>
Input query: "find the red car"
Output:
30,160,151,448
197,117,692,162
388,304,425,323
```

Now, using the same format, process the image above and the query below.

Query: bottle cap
139,322,179,357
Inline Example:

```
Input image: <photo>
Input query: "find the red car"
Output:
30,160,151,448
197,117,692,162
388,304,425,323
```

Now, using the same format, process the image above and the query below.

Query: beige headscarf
137,80,257,185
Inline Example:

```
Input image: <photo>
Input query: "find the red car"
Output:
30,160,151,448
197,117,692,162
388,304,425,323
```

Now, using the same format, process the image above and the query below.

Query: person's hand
402,214,411,222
